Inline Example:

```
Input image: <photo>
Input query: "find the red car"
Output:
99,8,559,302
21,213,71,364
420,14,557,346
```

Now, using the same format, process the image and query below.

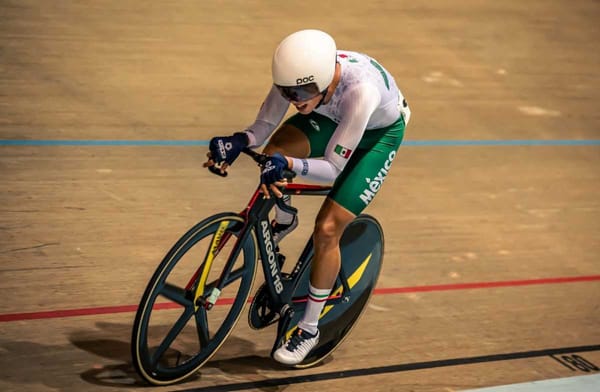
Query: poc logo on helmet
296,75,314,85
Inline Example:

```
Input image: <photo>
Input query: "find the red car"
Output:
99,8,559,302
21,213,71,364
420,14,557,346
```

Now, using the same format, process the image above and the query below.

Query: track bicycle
131,148,385,385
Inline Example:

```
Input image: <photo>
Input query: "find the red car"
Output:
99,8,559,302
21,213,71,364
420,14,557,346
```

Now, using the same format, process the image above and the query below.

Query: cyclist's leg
309,116,405,288
308,124,403,288
273,197,354,365
300,198,355,332
274,118,405,365
310,199,355,289
311,117,405,291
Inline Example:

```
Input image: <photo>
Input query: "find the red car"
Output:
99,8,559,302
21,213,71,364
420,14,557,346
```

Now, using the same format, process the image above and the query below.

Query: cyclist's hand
203,132,248,175
260,153,289,198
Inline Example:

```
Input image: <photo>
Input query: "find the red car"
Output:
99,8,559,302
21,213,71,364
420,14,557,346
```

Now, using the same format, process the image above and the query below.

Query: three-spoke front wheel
131,213,257,385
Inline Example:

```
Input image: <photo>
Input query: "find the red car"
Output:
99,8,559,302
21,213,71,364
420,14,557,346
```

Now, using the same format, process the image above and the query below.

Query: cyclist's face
291,94,323,115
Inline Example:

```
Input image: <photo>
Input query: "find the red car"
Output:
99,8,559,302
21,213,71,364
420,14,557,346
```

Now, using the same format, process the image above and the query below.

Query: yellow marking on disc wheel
285,253,372,339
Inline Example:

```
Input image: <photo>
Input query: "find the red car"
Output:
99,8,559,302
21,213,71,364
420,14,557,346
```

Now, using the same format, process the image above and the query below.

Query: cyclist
204,29,410,365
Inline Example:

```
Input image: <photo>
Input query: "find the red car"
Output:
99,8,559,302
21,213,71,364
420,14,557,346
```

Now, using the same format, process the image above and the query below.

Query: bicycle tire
131,212,258,385
285,214,384,368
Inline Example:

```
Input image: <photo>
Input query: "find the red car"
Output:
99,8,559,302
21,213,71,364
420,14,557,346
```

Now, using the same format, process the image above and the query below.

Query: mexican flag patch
334,144,352,158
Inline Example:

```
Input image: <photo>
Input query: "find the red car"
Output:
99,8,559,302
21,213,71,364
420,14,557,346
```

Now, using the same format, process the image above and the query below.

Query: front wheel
131,213,258,385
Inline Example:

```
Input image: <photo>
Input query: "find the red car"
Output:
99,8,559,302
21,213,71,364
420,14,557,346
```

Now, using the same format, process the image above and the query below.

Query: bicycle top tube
283,183,331,195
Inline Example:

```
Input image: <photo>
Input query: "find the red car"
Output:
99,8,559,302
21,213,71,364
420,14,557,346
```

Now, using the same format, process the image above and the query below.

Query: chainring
248,272,292,330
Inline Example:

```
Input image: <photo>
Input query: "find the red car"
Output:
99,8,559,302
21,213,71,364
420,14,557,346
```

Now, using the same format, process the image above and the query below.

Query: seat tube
255,217,286,306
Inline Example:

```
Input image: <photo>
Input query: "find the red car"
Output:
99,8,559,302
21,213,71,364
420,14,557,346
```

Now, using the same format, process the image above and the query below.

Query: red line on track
372,275,600,295
1,275,599,323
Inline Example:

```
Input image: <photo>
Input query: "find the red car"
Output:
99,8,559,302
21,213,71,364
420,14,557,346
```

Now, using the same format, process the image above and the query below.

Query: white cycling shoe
273,328,320,365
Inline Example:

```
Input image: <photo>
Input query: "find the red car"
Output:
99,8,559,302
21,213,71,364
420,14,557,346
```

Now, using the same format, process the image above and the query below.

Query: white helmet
272,29,337,101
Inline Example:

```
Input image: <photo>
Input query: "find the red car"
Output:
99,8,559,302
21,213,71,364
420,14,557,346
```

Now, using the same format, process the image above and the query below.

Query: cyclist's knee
313,215,343,247
313,199,355,247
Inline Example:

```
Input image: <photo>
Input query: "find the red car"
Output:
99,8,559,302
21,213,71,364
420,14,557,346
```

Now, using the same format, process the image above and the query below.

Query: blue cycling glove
260,153,289,185
209,132,249,165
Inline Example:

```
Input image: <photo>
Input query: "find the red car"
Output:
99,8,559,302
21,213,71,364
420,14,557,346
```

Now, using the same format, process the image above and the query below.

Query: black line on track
174,344,600,392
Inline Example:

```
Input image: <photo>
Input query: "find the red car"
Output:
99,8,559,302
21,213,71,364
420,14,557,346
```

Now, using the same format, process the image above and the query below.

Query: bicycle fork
189,219,250,310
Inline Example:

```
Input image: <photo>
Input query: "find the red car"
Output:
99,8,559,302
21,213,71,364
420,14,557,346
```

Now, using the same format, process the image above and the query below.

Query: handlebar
206,148,259,177
206,148,299,215
242,148,296,180
241,147,268,165
207,147,296,181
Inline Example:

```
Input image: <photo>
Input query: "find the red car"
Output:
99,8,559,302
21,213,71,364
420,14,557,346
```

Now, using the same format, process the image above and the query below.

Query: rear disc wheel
284,214,385,368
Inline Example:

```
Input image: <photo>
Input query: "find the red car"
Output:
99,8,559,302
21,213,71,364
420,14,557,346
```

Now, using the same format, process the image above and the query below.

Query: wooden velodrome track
1,1,599,391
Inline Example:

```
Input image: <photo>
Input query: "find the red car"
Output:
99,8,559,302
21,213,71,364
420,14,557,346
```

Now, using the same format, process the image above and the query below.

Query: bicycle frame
194,183,352,320
199,183,330,311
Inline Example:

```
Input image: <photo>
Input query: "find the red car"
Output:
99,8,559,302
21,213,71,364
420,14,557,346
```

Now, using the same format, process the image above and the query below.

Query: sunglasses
275,82,322,102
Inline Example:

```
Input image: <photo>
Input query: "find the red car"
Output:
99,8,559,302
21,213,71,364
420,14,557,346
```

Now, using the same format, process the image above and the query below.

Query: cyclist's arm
244,86,289,147
288,83,381,182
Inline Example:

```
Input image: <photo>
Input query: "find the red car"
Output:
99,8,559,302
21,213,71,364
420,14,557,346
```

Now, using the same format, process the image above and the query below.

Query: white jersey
244,50,410,182
314,50,407,129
